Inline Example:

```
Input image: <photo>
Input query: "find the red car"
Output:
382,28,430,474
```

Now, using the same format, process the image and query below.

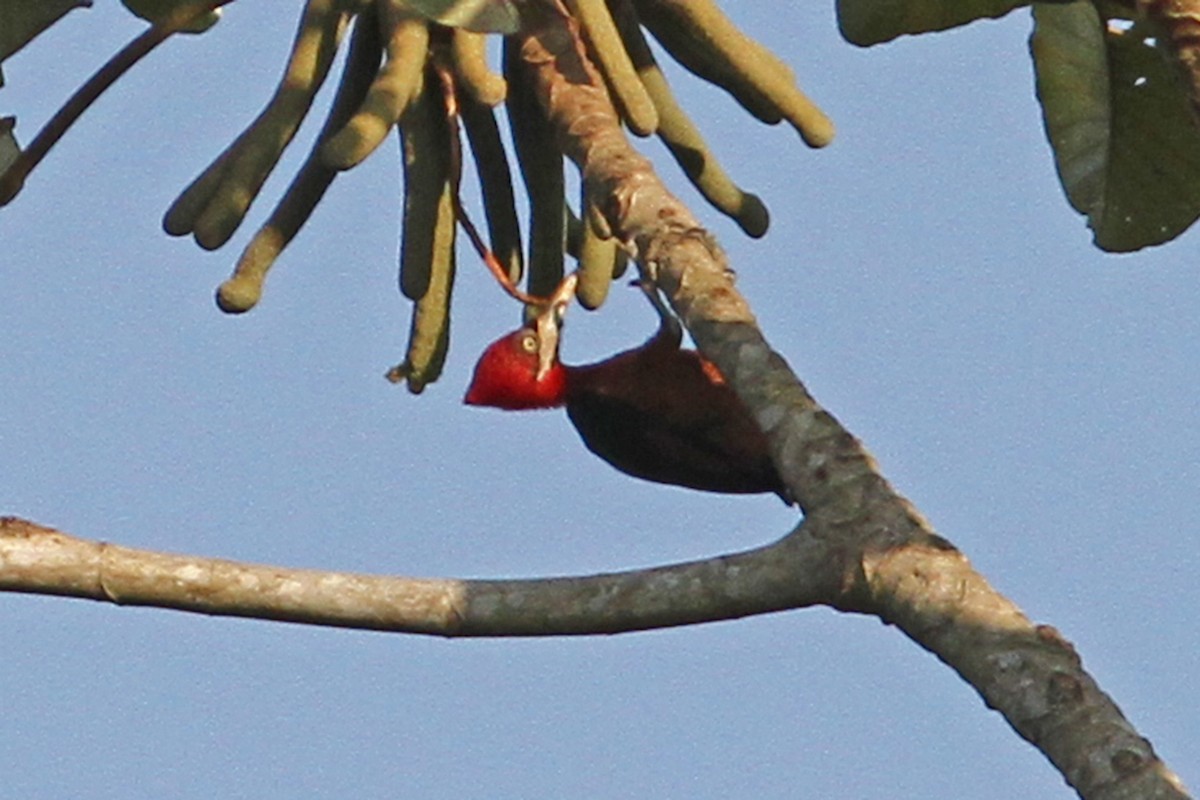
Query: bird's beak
535,273,578,381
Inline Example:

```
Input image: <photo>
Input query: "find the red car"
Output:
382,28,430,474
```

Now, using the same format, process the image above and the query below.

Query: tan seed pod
387,69,458,393
450,29,507,107
576,202,618,310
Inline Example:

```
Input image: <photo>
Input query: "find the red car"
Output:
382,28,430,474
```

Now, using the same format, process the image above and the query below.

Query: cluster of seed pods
0,0,833,393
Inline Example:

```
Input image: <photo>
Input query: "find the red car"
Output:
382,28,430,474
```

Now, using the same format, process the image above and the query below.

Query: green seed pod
390,105,457,394
609,0,768,237
504,39,565,316
635,0,834,148
397,68,453,302
460,96,523,286
565,0,658,136
576,204,618,310
216,9,383,313
166,0,349,250
322,3,430,170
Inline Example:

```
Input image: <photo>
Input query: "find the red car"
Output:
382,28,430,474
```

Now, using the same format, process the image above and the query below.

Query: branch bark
0,515,839,635
511,3,1192,798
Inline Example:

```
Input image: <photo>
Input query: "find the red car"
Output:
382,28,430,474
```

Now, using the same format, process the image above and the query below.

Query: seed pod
504,39,565,310
576,204,618,310
451,29,507,106
397,68,453,301
216,9,383,313
322,2,430,170
391,226,455,393
634,0,834,148
460,95,523,285
388,68,458,393
609,0,767,237
165,0,349,250
565,0,658,136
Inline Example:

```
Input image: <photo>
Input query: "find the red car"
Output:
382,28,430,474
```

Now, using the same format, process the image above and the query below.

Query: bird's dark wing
565,390,786,498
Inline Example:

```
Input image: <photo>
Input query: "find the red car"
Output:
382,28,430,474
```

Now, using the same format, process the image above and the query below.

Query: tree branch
0,516,841,635
513,3,1192,798
0,0,236,206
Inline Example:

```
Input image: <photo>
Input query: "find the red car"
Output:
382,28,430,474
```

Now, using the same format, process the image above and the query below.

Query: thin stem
0,0,236,205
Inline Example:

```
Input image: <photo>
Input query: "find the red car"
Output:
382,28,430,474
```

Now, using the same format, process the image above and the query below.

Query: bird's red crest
464,328,568,410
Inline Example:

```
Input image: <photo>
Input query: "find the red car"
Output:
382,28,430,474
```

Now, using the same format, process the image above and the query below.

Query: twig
0,0,235,206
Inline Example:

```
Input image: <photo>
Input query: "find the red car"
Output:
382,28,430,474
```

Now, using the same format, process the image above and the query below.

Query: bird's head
463,327,568,409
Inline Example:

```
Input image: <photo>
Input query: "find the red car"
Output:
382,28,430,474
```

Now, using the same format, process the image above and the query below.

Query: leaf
1032,1,1200,252
836,0,1030,46
403,0,519,34
0,0,92,62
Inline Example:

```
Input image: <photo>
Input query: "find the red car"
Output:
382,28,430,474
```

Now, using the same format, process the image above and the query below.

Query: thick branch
514,4,1192,799
0,516,840,636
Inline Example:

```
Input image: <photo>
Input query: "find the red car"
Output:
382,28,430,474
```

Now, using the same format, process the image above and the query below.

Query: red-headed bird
464,286,789,502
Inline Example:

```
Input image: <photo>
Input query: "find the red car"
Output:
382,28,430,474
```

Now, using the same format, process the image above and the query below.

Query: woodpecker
465,284,787,500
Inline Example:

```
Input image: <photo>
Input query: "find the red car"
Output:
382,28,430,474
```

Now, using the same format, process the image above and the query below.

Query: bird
464,284,789,501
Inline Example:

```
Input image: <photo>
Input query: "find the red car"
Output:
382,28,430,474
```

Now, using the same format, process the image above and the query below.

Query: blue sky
2,3,1196,797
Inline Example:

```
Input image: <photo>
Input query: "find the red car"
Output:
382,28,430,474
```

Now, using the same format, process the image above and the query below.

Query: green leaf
1032,1,1200,252
836,0,1030,46
0,0,91,62
403,0,519,34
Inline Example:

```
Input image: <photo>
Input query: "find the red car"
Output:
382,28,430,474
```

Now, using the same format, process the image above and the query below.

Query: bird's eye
519,332,538,354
